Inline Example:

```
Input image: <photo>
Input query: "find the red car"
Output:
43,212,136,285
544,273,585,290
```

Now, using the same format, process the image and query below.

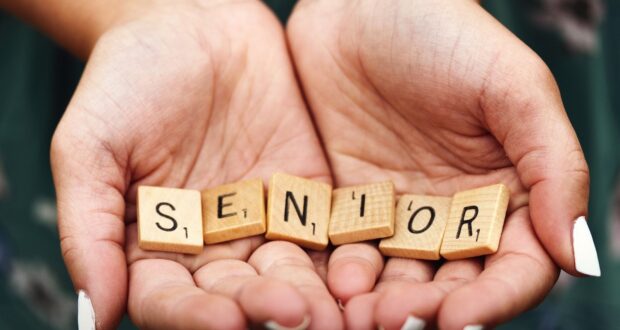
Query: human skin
2,0,342,329
287,0,594,328
0,0,597,328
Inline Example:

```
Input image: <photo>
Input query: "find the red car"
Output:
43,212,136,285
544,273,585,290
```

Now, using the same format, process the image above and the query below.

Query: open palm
51,1,340,329
288,0,591,328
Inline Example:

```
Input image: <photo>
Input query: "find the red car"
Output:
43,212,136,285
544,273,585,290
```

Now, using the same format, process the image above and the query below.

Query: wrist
75,0,265,58
68,1,130,59
0,0,147,59
1,0,268,59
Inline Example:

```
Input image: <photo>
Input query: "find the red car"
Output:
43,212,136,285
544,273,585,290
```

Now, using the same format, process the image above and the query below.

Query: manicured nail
78,290,96,330
265,315,310,330
573,216,601,277
401,315,426,330
463,325,484,330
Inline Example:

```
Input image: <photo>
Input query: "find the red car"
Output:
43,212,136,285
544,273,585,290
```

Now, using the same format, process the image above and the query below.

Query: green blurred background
0,0,618,329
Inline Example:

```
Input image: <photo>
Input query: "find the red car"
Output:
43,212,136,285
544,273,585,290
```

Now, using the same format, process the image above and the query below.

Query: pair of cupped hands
49,0,594,329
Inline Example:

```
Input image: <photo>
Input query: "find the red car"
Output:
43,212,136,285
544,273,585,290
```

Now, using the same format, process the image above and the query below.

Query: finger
438,207,559,329
373,258,481,330
377,258,435,286
327,243,384,302
51,124,128,329
128,258,245,330
344,293,380,330
125,222,263,272
194,259,308,328
250,241,344,330
481,39,596,276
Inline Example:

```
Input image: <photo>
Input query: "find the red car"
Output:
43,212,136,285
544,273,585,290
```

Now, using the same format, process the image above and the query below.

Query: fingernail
573,216,601,277
401,315,426,330
78,290,96,330
463,326,484,330
264,315,311,330
336,298,345,311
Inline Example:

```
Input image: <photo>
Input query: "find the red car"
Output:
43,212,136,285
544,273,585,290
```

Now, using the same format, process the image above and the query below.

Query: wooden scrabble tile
379,195,451,260
202,179,266,244
266,173,332,250
138,186,203,254
440,184,510,260
329,181,395,245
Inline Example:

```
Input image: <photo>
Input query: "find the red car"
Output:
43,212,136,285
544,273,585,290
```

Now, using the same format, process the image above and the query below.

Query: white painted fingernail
463,325,484,330
401,315,426,330
265,315,311,330
573,216,601,277
78,290,96,330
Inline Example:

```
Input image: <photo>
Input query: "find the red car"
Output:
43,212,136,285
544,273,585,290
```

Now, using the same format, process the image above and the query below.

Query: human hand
51,1,341,328
287,0,597,328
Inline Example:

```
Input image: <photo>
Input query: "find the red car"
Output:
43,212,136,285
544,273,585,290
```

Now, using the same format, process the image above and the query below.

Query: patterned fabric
0,1,618,329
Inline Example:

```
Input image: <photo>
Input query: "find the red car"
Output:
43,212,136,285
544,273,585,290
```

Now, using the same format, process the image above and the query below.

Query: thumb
482,50,599,277
51,114,129,329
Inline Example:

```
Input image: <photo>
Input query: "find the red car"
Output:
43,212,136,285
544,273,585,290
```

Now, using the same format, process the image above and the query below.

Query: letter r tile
440,184,510,260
